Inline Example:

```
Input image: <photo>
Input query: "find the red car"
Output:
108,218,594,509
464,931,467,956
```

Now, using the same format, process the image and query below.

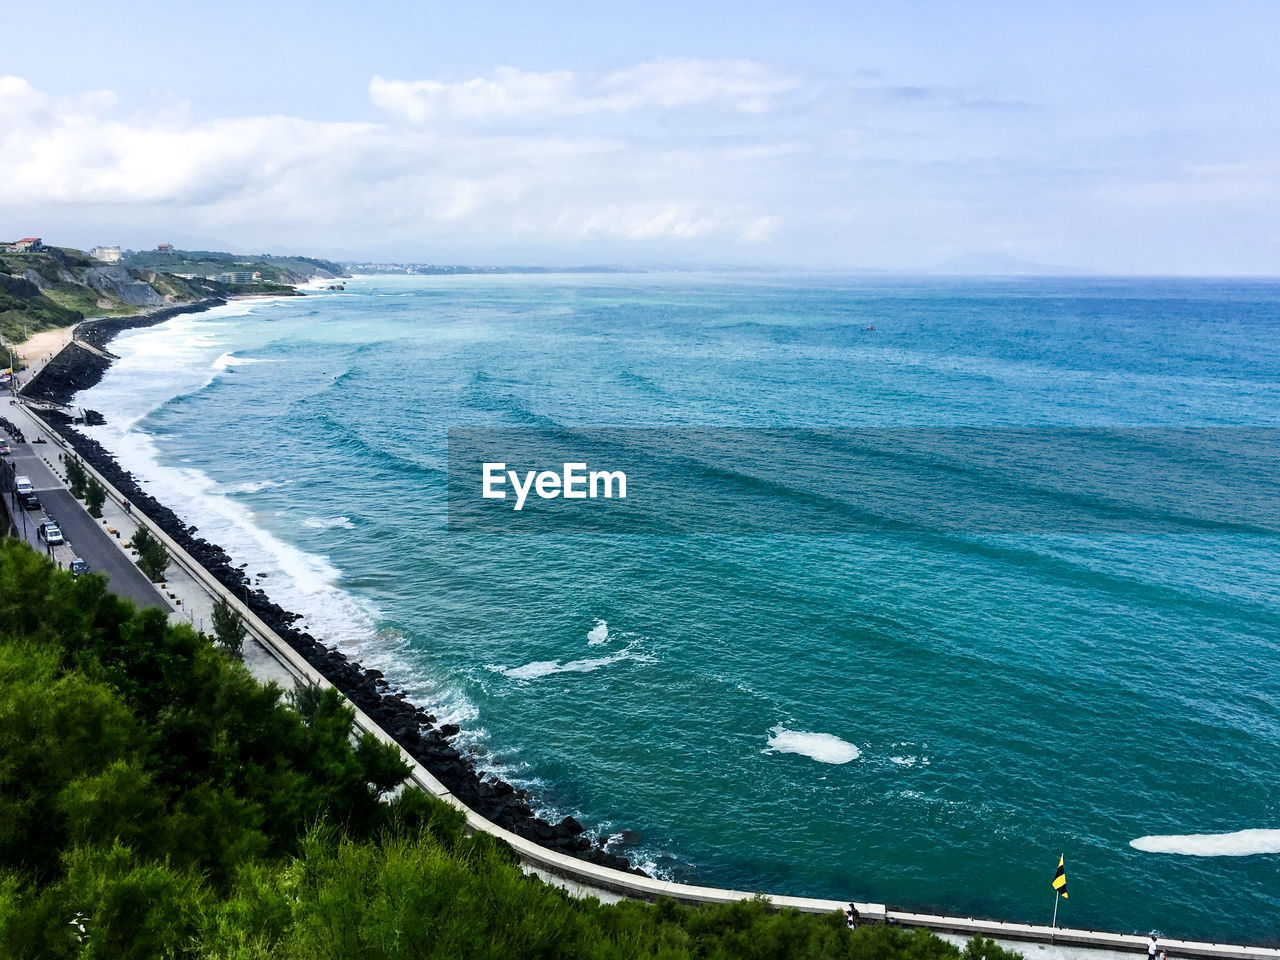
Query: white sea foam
213,351,275,370
496,645,651,681
764,726,860,764
72,304,383,655
890,755,930,767
224,479,287,494
296,276,343,290
71,302,265,432
587,619,609,645
1129,829,1280,857
304,515,356,530
77,426,379,651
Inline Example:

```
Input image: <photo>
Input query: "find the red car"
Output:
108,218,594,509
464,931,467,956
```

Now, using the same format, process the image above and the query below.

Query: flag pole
1050,851,1065,937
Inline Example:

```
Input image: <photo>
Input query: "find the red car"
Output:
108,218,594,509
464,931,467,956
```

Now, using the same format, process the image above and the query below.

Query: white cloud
369,57,800,124
0,75,117,123
3,61,1276,272
0,73,788,254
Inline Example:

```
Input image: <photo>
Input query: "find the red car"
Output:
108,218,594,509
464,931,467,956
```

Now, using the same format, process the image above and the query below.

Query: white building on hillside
90,245,123,262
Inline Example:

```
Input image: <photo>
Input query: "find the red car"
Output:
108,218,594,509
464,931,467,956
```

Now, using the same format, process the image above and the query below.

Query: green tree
0,642,140,874
64,454,87,499
84,477,106,518
211,595,246,659
58,842,208,960
130,526,169,582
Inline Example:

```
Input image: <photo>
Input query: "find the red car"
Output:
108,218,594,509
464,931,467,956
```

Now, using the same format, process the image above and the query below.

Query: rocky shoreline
22,311,644,876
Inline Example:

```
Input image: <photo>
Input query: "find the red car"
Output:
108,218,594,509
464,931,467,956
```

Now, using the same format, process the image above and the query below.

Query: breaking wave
764,726,860,764
304,515,357,530
494,645,651,682
1130,829,1280,857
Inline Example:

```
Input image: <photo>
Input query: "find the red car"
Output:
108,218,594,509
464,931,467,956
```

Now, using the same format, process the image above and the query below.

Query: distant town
345,263,635,275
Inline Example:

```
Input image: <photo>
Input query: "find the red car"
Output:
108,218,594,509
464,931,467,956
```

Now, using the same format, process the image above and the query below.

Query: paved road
3,442,169,611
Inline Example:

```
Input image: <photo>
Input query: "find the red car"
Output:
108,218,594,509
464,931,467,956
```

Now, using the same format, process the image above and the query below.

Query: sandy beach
13,324,76,368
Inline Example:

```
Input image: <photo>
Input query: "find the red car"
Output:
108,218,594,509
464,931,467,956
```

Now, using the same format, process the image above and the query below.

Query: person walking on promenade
845,904,860,929
1148,935,1159,960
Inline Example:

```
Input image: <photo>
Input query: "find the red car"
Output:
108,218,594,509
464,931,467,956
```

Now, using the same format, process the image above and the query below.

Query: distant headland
0,238,340,347
1,237,651,349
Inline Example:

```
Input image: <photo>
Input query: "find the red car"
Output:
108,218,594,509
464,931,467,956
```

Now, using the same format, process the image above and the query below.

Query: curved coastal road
3,431,169,611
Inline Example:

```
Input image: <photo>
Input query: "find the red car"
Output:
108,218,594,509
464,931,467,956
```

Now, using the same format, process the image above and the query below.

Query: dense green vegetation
83,478,106,519
0,538,1024,960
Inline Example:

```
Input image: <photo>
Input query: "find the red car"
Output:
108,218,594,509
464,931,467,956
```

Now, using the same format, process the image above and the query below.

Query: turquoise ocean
75,274,1280,942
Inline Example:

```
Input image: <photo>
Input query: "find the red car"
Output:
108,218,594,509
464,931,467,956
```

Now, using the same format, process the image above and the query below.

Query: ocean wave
213,351,276,370
494,645,652,682
304,515,357,530
76,425,380,654
764,726,860,764
1129,829,1280,857
224,478,288,494
69,301,275,433
587,619,609,645
73,306,487,752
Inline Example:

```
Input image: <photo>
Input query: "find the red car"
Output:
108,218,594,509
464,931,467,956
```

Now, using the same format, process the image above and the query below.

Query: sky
2,1,1279,273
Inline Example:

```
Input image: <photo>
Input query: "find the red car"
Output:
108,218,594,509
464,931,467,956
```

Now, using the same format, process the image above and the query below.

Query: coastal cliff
1,246,211,344
0,244,310,345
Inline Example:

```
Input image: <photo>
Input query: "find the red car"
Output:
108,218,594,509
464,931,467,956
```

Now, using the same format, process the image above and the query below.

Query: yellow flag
1052,854,1068,899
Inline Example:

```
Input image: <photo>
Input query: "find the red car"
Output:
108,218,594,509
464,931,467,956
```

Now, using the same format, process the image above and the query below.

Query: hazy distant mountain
928,252,1093,276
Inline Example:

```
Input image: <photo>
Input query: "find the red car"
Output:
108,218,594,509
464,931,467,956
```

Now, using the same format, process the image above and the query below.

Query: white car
37,520,64,545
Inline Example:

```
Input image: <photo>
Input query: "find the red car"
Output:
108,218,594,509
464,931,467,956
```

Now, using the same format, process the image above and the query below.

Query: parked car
37,520,64,545
14,475,32,495
70,557,89,576
0,439,10,455
18,491,40,511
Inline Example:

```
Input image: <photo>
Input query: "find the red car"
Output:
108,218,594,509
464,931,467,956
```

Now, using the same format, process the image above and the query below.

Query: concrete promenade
7,390,1278,960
